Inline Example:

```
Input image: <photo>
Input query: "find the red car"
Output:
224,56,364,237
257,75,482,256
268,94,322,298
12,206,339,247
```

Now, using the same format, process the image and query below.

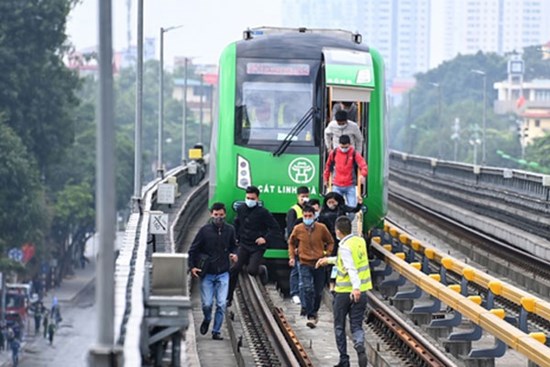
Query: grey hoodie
324,120,363,153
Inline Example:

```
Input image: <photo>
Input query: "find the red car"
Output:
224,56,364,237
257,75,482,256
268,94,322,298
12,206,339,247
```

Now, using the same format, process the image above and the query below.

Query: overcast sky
66,0,283,65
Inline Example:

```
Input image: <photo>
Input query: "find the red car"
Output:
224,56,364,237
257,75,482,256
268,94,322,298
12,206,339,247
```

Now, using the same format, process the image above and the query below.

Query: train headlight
237,155,252,189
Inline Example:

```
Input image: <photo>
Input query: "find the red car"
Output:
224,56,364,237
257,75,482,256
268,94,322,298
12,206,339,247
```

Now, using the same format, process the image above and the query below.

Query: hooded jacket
323,146,368,187
318,192,362,244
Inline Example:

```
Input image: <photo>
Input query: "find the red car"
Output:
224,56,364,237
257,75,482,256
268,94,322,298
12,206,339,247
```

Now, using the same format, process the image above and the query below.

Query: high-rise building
281,0,430,83
281,0,550,86
430,0,550,68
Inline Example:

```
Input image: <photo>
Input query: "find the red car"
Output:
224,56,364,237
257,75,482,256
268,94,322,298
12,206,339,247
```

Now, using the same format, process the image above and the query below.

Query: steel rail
388,191,550,279
239,273,311,366
366,293,457,367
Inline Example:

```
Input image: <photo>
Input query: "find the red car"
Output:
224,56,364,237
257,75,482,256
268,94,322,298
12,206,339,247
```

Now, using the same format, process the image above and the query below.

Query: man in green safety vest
316,215,372,367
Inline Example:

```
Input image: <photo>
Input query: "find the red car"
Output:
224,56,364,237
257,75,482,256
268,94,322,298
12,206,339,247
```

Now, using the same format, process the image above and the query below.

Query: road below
20,285,96,367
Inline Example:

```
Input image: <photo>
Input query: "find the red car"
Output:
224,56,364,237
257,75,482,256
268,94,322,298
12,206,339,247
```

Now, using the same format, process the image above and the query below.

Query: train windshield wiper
272,107,316,157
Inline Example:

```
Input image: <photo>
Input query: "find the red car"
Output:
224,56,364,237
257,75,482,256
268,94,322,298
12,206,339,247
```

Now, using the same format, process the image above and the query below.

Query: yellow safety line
372,241,550,367
386,222,550,323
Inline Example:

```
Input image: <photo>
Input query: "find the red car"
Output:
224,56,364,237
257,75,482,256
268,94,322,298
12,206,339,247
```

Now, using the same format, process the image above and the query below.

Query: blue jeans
200,272,229,334
299,264,326,318
333,292,368,365
289,256,302,298
333,185,357,207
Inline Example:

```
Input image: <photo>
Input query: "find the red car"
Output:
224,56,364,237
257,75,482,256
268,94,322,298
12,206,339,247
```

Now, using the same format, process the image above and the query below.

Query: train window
237,82,315,145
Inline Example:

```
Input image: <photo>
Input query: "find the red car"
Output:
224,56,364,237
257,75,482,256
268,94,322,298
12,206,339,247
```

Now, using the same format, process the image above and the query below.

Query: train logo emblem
288,158,315,184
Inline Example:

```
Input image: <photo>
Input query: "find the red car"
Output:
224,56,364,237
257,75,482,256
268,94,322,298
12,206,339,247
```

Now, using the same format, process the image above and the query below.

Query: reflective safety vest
292,204,303,219
334,235,372,293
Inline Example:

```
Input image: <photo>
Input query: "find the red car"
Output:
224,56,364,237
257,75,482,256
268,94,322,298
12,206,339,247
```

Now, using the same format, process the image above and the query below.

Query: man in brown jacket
288,205,334,328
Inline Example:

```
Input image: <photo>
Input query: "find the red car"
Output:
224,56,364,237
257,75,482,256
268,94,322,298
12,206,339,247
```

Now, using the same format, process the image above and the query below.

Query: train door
322,48,375,234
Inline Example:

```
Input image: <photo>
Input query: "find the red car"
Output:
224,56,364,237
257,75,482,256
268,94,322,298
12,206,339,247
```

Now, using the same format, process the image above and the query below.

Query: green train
209,27,387,262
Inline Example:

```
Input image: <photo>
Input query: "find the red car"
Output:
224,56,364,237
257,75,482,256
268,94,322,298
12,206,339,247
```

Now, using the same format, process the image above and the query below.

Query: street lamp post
182,57,189,162
158,25,183,178
133,0,143,208
429,82,442,158
471,69,487,164
407,91,413,153
199,73,204,143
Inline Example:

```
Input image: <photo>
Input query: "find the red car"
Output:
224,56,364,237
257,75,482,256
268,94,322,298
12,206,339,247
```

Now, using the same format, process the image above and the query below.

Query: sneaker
200,319,210,335
291,295,301,305
306,317,318,329
259,265,269,285
212,332,224,340
357,351,367,367
356,345,367,367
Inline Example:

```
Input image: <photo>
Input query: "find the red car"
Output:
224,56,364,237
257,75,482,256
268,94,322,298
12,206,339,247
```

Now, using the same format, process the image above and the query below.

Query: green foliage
0,121,49,254
0,0,80,173
525,134,550,173
114,60,205,182
390,47,549,171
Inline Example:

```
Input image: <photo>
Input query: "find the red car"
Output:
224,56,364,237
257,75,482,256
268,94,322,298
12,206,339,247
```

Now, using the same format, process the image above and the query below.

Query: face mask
303,218,314,226
245,199,257,208
340,147,349,153
212,217,225,226
314,212,320,219
338,123,347,129
327,204,337,210
301,197,309,204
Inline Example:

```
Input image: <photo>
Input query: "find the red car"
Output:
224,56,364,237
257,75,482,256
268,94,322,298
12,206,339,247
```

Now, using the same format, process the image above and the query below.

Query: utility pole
407,91,413,153
158,27,165,178
471,69,487,164
89,0,122,365
182,57,188,162
429,82,442,158
133,0,143,207
451,117,460,162
158,25,183,177
199,74,204,143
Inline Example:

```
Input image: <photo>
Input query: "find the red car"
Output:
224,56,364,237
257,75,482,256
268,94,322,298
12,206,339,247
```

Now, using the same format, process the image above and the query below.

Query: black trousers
227,246,265,303
333,291,367,365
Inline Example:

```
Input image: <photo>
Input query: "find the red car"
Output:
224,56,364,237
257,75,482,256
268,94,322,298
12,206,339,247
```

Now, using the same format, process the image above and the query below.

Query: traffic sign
150,211,169,234
8,248,23,263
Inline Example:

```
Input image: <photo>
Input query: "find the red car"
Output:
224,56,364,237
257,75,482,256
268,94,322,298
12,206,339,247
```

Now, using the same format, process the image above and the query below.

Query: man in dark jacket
188,202,238,340
227,186,280,306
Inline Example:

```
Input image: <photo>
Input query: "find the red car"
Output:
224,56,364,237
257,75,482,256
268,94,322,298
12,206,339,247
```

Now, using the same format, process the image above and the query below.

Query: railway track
235,273,314,366
389,191,550,280
387,191,550,336
233,271,454,367
365,293,457,367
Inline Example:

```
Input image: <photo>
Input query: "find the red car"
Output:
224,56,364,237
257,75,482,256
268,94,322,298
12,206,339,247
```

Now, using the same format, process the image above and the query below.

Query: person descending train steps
227,186,280,307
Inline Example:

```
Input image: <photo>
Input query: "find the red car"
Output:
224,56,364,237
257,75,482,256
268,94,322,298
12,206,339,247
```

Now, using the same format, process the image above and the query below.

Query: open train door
323,48,375,235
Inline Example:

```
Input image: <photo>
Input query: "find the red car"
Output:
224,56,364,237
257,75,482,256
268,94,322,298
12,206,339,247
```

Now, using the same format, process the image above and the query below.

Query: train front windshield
235,59,321,150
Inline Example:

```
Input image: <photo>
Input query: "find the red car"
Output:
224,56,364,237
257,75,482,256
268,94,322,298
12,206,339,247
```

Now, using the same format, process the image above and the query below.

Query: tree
0,0,80,176
525,134,550,173
0,120,49,256
388,48,547,169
